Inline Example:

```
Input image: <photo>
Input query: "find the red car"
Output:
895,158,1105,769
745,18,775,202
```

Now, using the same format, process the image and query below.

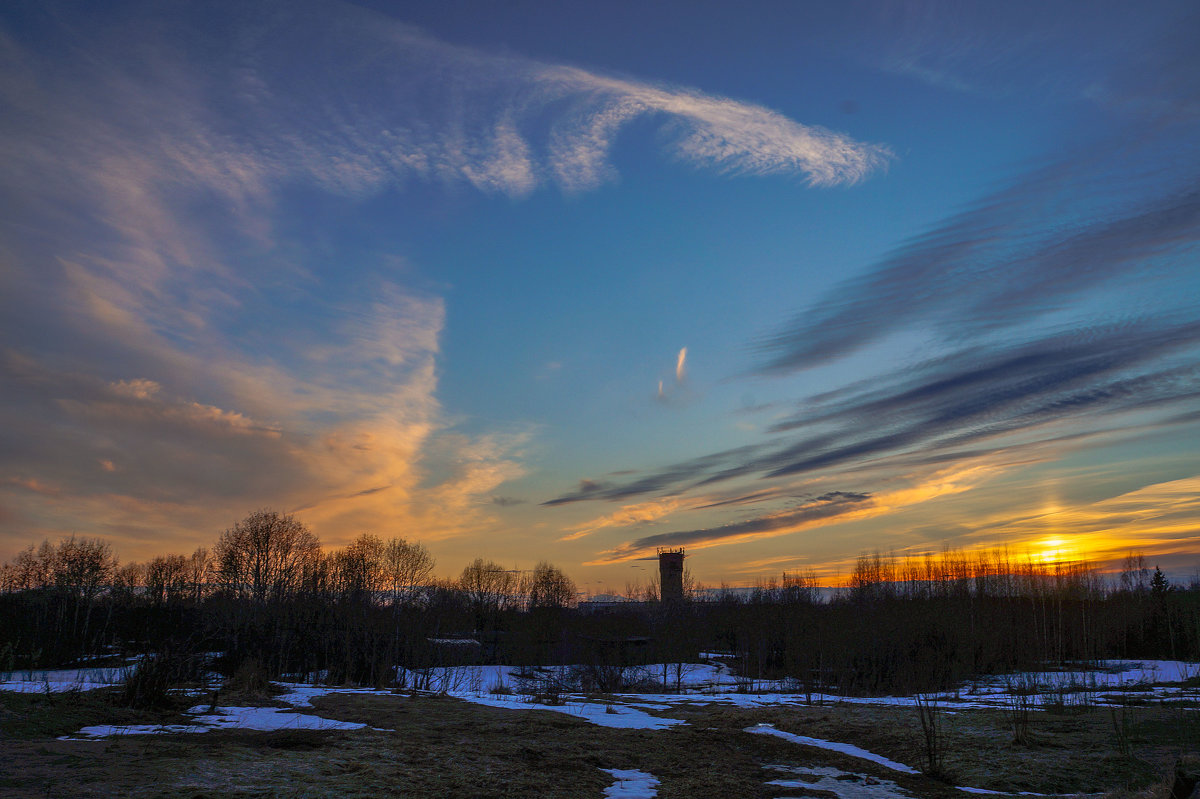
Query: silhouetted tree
527,561,576,609
382,537,435,605
460,558,516,631
214,509,320,601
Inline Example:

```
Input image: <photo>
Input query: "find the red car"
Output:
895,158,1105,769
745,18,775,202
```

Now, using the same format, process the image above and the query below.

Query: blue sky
1,0,1198,588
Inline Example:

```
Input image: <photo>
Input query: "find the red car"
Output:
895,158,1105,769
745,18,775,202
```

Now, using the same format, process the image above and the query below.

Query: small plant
530,688,564,706
914,692,948,781
1109,704,1133,758
223,657,272,699
119,647,203,708
488,678,513,696
1003,673,1038,746
0,640,15,674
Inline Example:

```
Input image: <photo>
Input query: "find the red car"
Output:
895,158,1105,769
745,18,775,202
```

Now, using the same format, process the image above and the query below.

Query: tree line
1,510,1197,696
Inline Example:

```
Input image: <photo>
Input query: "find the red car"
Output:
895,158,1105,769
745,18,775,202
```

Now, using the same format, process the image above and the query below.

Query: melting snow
753,728,1092,796
766,764,912,799
64,705,369,738
275,683,396,708
747,724,919,774
451,694,685,730
0,666,134,693
601,768,659,798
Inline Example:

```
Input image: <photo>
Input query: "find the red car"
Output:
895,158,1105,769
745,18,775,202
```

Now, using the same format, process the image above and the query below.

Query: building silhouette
657,547,685,603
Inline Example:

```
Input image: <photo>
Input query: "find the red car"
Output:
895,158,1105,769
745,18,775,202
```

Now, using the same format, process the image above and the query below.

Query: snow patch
64,705,370,738
275,682,397,708
602,768,659,798
747,724,919,774
0,666,134,693
453,693,685,730
766,764,912,799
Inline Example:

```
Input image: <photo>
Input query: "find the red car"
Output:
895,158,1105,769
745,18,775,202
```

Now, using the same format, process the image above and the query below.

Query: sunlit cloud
963,476,1200,567
551,318,1200,507
0,2,891,562
560,497,689,542
655,346,697,406
537,66,890,191
588,463,996,563
0,287,528,556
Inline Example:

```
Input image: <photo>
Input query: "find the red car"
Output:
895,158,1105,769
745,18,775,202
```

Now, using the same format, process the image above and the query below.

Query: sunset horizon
2,0,1198,590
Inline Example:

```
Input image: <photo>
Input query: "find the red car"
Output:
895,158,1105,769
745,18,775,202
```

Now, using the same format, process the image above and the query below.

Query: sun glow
1032,536,1075,564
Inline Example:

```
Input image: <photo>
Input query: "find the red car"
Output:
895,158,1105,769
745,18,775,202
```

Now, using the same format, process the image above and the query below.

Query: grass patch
0,689,191,740
1,688,1194,798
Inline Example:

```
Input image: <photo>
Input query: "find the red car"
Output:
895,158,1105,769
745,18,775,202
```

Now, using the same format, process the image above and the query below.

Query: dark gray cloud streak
554,8,1200,524
599,491,873,560
550,318,1200,506
759,158,1200,373
758,4,1200,373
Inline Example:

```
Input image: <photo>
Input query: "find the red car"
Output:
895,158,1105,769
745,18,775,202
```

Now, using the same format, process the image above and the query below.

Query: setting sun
1032,537,1075,564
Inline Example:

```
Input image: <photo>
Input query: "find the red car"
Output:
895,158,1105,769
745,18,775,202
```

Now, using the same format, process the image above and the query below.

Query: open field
2,661,1197,798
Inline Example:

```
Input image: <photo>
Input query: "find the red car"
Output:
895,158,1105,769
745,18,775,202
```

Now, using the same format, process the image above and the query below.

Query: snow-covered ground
747,723,920,774
0,665,135,693
401,658,1199,723
64,704,373,739
601,768,659,798
4,656,1195,770
443,691,685,729
765,764,913,799
276,683,398,708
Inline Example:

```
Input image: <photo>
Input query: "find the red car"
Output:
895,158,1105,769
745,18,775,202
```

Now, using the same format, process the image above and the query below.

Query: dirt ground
0,689,1192,798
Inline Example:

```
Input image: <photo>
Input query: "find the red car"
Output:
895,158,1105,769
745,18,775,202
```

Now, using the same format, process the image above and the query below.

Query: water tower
657,547,685,603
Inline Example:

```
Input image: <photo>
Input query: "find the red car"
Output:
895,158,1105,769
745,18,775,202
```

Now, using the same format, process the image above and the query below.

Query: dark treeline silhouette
1,511,1196,696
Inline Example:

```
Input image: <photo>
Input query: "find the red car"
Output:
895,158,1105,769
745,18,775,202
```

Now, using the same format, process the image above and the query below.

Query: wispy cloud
536,66,890,191
0,285,526,553
560,497,689,542
0,1,892,559
0,3,887,217
589,491,874,563
945,475,1200,570
550,318,1200,511
758,125,1200,374
588,464,996,563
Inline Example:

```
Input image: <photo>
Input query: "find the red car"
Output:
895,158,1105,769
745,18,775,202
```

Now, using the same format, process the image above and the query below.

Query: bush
118,648,205,709
223,657,273,699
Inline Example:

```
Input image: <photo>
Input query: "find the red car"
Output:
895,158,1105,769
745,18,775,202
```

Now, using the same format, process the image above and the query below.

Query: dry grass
0,689,1193,798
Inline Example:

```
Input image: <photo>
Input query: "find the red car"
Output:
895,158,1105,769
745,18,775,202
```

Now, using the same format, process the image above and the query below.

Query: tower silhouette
657,547,685,603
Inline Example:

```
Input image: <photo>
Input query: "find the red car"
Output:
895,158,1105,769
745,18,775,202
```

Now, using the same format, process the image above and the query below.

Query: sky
1,0,1199,589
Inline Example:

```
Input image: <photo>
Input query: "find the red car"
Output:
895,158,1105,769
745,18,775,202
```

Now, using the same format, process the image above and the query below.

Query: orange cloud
961,475,1200,567
560,497,689,542
587,463,1000,564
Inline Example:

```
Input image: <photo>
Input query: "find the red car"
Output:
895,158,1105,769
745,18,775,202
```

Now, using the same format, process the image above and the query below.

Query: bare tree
382,537,435,605
51,536,118,648
186,547,211,603
145,554,189,604
460,558,516,627
6,541,56,590
214,509,320,601
334,534,385,596
53,536,117,601
1119,552,1151,593
111,561,143,598
528,561,577,610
